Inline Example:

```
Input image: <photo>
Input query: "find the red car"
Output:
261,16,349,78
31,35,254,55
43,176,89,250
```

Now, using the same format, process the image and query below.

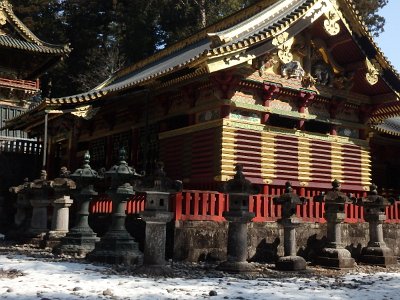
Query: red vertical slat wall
191,129,218,181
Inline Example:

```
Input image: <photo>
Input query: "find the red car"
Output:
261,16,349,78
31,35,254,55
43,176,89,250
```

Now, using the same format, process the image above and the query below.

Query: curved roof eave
47,0,315,106
372,117,400,137
0,35,70,54
0,0,71,54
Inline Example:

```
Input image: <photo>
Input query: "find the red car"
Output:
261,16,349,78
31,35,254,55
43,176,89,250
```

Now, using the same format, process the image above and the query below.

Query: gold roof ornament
323,10,341,36
71,105,99,120
365,58,382,86
0,10,6,26
0,9,6,35
272,32,294,64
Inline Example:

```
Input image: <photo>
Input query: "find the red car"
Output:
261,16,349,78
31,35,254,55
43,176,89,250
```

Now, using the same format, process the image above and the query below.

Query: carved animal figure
313,63,332,85
281,61,305,80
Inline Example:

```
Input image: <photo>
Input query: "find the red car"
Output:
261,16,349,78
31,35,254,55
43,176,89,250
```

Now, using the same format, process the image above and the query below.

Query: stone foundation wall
172,220,400,262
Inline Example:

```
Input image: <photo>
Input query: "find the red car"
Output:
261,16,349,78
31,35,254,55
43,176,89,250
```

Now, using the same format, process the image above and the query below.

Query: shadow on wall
298,234,326,261
346,243,363,261
249,237,280,263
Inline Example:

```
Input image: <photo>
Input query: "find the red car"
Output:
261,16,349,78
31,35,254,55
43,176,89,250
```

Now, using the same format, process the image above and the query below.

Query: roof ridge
109,0,280,83
209,0,314,55
207,0,305,48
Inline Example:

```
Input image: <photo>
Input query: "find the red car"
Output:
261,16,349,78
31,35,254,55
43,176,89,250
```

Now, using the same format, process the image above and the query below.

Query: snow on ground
1,254,400,300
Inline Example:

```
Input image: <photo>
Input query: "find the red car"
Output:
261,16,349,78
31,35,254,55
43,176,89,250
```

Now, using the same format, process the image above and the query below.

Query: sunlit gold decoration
71,105,99,120
365,58,382,86
254,53,279,76
272,32,294,64
323,10,341,36
0,10,6,26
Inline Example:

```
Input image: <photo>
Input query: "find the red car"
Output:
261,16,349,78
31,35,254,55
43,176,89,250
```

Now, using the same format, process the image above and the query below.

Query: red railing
173,190,228,221
386,202,400,223
89,193,145,214
88,189,400,224
0,77,39,91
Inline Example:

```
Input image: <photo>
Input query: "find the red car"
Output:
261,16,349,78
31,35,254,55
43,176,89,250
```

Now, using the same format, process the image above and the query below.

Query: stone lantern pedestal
314,180,355,269
273,182,307,271
356,184,397,266
26,170,52,239
217,165,257,273
87,148,143,265
44,168,76,248
136,163,182,270
54,152,100,257
50,196,74,236
141,208,173,266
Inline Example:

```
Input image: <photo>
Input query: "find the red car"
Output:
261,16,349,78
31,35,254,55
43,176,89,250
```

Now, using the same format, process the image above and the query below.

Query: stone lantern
217,164,257,273
314,179,355,269
26,170,52,238
137,162,182,268
45,167,76,247
355,184,397,266
273,181,307,271
87,148,143,265
54,151,101,257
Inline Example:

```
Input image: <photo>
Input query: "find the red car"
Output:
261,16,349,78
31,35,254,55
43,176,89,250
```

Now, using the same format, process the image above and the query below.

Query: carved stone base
276,255,307,271
53,231,99,257
216,261,257,273
359,246,397,267
87,231,143,265
42,231,68,249
316,247,355,269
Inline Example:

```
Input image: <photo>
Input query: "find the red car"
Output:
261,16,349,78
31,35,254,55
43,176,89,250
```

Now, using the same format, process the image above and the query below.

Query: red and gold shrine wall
159,119,371,191
159,120,223,187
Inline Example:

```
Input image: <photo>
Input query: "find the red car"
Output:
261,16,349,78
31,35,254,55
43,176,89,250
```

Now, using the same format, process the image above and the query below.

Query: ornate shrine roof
4,0,400,133
0,0,70,55
0,35,69,54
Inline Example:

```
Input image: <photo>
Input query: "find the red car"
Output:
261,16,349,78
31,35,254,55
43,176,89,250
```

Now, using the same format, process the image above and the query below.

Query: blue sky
376,1,400,71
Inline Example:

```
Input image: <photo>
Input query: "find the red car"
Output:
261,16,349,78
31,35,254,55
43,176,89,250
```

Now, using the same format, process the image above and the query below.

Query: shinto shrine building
5,0,400,195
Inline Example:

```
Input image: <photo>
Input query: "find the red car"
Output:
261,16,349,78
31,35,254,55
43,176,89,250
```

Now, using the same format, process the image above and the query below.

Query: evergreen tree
354,0,388,37
157,0,259,45
60,0,117,93
113,0,160,65
10,0,66,44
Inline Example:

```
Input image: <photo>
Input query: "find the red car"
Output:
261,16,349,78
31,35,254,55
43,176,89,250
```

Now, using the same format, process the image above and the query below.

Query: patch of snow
0,255,399,299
